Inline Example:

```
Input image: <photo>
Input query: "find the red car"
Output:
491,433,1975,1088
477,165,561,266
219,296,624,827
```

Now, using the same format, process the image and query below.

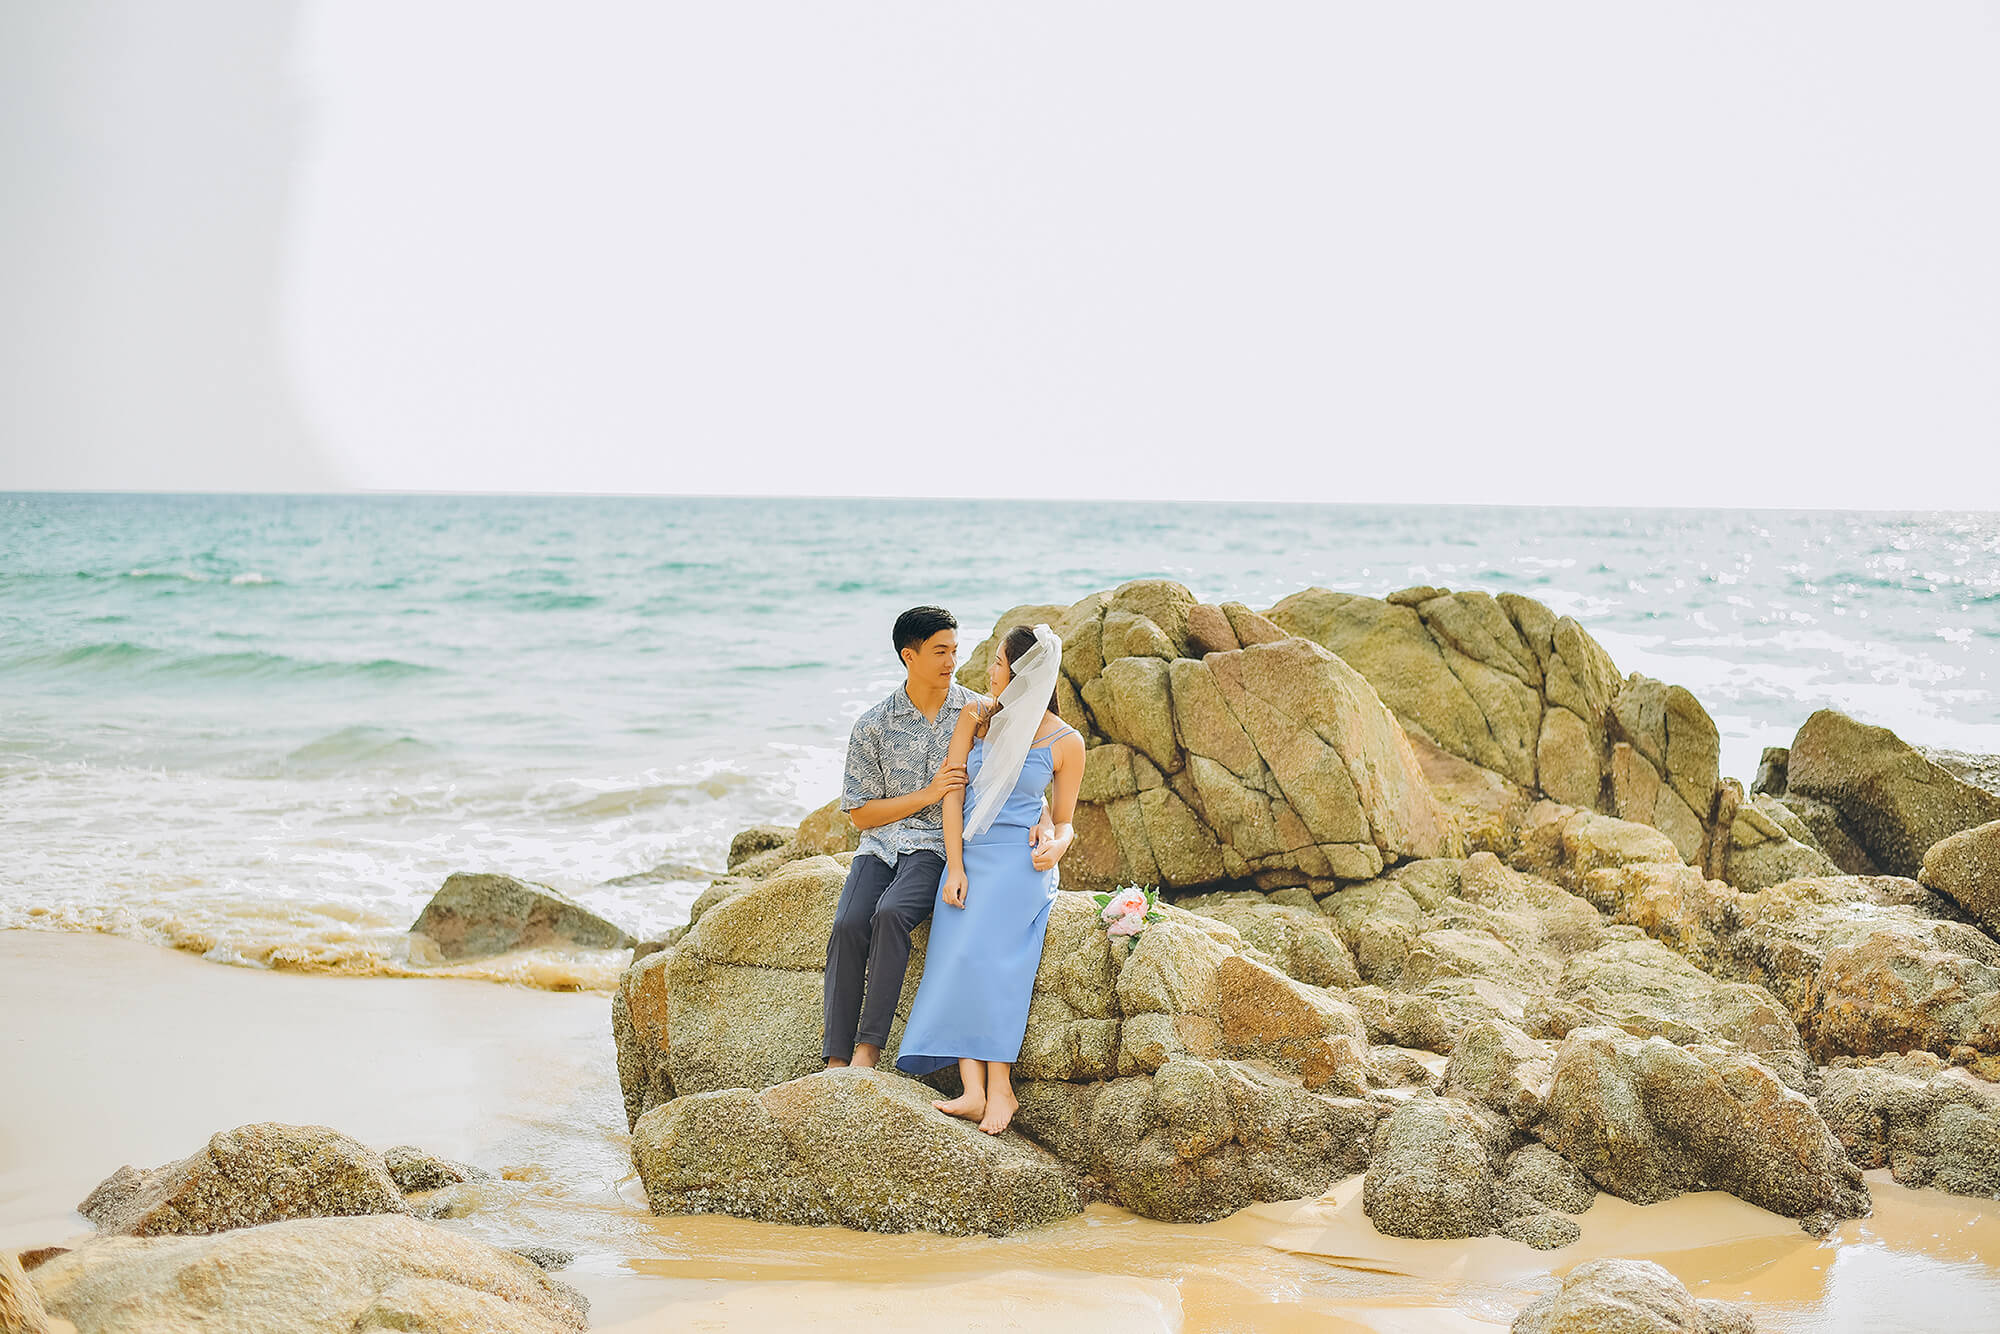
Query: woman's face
987,648,1013,696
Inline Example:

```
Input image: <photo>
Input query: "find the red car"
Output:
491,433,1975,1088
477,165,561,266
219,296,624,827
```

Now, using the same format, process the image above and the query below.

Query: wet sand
6,928,1999,1333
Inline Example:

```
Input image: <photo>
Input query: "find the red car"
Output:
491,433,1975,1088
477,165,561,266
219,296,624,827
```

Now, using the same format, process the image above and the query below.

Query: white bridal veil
962,622,1063,839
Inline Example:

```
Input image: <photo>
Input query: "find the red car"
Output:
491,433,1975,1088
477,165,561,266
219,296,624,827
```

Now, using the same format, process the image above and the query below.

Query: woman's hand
941,865,969,908
1030,823,1073,870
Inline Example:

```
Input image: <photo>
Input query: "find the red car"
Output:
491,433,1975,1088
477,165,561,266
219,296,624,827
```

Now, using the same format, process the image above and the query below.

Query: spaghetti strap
1031,722,1078,748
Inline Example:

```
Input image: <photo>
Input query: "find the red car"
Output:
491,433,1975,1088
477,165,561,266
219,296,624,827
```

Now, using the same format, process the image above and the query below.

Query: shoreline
8,928,2000,1332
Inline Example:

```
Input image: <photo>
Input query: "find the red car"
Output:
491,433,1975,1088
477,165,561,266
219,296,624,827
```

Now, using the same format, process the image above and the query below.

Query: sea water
2,492,1995,975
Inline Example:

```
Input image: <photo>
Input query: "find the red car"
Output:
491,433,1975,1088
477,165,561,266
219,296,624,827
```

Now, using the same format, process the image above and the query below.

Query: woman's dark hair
994,625,1060,721
893,605,957,661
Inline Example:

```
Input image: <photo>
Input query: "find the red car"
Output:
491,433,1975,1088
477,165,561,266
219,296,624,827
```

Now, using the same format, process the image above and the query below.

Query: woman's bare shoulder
955,695,996,735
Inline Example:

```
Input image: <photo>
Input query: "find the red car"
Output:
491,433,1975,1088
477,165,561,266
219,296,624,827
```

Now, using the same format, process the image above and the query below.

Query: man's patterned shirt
840,681,979,866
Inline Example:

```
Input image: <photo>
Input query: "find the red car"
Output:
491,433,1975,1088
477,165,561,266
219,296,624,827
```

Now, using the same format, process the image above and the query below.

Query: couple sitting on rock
821,605,1085,1135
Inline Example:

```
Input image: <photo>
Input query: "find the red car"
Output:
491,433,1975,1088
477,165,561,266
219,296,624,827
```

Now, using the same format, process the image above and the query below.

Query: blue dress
894,725,1071,1077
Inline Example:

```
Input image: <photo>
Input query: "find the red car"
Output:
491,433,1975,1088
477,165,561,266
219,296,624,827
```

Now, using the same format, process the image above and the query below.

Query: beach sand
6,928,1998,1333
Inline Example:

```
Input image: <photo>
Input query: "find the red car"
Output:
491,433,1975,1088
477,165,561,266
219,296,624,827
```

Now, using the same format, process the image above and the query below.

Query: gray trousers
821,850,942,1062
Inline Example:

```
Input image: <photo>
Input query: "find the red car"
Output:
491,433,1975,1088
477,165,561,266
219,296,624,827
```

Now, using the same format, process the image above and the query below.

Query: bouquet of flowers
1092,884,1162,938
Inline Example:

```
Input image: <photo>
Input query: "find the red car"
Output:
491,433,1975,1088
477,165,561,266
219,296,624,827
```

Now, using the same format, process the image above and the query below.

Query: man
823,605,1055,1069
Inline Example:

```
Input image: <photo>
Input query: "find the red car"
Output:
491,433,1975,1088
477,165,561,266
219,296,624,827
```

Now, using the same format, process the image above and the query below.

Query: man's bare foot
851,1043,881,1070
826,1058,849,1070
977,1088,1018,1135
932,1092,986,1121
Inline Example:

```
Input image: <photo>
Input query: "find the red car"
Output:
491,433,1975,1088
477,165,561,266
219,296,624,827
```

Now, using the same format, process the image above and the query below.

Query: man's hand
941,865,969,908
924,763,968,806
1030,823,1073,871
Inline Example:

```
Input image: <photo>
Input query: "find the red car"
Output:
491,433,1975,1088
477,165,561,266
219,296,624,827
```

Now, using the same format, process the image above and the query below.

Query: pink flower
1105,887,1149,921
1107,911,1146,937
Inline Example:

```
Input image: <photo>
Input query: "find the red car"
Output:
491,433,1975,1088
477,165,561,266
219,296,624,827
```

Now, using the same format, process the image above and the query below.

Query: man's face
902,628,958,686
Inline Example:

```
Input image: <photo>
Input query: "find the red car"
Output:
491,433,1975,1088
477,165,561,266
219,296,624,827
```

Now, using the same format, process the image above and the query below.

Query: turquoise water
3,492,1995,970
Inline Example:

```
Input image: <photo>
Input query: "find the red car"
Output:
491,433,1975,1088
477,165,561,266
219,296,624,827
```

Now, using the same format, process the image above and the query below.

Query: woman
893,622,1083,1134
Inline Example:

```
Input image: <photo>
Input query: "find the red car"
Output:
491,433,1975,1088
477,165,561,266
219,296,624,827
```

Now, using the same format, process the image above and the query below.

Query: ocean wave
0,640,441,682
279,725,446,773
446,588,604,611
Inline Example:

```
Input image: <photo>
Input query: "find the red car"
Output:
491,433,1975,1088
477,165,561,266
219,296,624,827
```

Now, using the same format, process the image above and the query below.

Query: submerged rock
1511,1258,1753,1333
409,872,635,961
382,1145,489,1194
78,1123,408,1237
631,1068,1084,1236
27,1214,587,1334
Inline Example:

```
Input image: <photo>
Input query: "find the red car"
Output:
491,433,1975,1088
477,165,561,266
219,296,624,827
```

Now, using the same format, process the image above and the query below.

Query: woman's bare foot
977,1088,1018,1134
933,1092,986,1121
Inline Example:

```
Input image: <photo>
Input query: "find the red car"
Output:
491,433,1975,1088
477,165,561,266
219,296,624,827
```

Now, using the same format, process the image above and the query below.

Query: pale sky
3,2,1996,506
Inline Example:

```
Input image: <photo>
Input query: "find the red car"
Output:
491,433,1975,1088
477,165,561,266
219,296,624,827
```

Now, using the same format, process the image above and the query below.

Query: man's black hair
893,606,957,661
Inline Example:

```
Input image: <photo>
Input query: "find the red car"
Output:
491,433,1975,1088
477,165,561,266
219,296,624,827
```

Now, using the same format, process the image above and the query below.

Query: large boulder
25,1214,587,1334
630,1068,1084,1235
1817,1056,2000,1199
999,581,1453,894
613,856,858,1128
409,872,635,961
77,1123,408,1237
1787,709,2000,879
1511,1258,1754,1334
1267,586,1726,864
1361,1091,1511,1239
956,602,1075,690
1535,1026,1869,1232
1921,818,2000,936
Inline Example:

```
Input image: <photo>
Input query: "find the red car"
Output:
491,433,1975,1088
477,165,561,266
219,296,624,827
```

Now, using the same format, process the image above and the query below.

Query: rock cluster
624,579,2000,1252
27,1216,587,1334
618,855,1392,1229
26,1124,583,1333
959,582,1452,892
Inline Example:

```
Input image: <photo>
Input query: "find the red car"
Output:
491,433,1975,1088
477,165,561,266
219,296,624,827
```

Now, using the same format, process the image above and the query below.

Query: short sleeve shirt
840,681,980,866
